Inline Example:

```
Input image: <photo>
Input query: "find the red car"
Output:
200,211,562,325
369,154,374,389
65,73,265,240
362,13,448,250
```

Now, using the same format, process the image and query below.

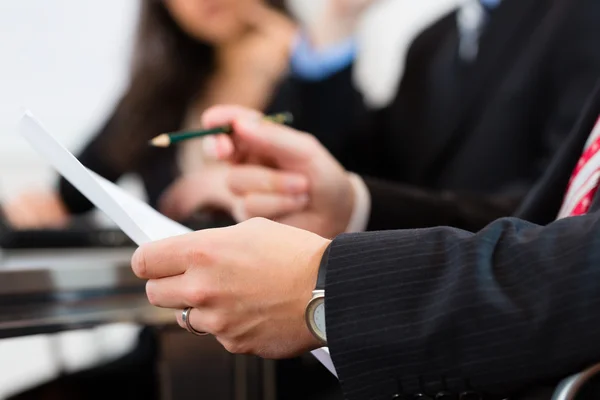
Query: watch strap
316,242,331,290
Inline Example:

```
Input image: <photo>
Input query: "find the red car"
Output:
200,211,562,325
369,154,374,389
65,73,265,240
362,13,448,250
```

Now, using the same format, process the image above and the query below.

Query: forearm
325,212,600,398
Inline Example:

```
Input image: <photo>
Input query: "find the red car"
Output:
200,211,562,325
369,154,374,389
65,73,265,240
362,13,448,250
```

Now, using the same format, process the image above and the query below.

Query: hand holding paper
18,111,337,376
133,218,332,360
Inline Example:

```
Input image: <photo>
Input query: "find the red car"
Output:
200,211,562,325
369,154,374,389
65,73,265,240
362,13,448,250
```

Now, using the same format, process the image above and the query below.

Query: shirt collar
479,0,501,9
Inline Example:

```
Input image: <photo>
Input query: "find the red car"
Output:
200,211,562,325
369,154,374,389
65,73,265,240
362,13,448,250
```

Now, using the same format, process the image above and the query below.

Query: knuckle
206,315,230,336
186,245,213,267
183,285,208,307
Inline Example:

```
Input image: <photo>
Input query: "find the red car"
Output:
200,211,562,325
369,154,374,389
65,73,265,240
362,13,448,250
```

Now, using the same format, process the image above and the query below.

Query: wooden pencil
149,112,293,147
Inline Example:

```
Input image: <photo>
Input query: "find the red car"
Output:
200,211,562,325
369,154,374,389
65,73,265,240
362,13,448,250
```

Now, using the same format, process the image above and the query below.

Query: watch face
314,302,326,335
306,293,326,343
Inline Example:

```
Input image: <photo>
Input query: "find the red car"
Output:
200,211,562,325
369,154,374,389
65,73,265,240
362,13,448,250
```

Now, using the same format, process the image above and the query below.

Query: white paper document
17,111,337,377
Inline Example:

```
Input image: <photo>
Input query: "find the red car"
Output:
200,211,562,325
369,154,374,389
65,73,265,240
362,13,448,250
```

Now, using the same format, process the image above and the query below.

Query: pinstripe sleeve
324,211,600,399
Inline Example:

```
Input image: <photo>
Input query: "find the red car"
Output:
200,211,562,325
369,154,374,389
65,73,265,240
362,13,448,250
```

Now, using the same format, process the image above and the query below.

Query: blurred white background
0,0,459,397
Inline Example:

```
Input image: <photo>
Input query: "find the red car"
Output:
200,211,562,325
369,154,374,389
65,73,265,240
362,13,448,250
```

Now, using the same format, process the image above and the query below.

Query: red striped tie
557,116,600,218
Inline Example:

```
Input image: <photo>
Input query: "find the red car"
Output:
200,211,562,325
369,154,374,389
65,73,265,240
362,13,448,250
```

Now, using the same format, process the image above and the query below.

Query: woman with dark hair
1,2,321,398
2,1,363,398
3,0,301,227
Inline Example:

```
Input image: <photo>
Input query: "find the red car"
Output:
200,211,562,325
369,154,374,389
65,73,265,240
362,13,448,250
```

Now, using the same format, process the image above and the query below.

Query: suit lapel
516,82,600,223
419,0,561,181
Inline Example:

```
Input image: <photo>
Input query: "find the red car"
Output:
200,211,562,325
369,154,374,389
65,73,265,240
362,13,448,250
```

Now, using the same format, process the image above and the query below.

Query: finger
201,136,219,160
228,166,309,195
201,105,263,131
132,232,202,279
232,117,318,167
242,193,310,220
202,134,235,161
145,275,190,309
228,137,250,164
201,106,263,161
215,135,235,160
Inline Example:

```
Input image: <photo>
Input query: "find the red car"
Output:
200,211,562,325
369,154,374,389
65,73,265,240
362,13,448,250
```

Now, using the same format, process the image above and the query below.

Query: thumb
232,117,318,168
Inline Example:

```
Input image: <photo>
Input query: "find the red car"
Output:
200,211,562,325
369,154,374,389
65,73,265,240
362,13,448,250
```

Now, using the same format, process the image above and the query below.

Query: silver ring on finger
182,307,209,336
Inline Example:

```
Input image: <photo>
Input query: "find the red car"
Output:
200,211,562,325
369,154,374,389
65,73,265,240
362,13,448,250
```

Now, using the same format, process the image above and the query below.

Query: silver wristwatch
305,244,329,345
306,289,327,344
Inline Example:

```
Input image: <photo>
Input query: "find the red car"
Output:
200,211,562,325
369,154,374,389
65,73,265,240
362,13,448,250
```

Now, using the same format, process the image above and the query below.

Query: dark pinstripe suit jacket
323,86,600,399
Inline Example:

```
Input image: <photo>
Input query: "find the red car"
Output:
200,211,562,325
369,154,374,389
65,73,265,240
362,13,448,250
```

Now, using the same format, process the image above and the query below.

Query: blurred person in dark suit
275,0,600,225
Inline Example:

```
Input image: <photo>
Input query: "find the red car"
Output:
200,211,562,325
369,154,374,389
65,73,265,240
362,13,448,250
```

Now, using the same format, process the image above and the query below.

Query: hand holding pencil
151,108,309,224
195,104,356,238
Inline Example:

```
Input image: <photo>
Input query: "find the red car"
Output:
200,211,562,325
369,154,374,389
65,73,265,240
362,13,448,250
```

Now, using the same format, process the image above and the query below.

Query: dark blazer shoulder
403,9,458,64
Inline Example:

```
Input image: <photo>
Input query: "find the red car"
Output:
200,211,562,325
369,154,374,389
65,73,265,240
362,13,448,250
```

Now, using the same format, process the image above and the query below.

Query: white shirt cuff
345,173,371,233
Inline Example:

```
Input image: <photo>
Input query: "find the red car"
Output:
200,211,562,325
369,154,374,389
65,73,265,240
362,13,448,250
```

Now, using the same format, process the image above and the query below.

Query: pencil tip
149,134,170,147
